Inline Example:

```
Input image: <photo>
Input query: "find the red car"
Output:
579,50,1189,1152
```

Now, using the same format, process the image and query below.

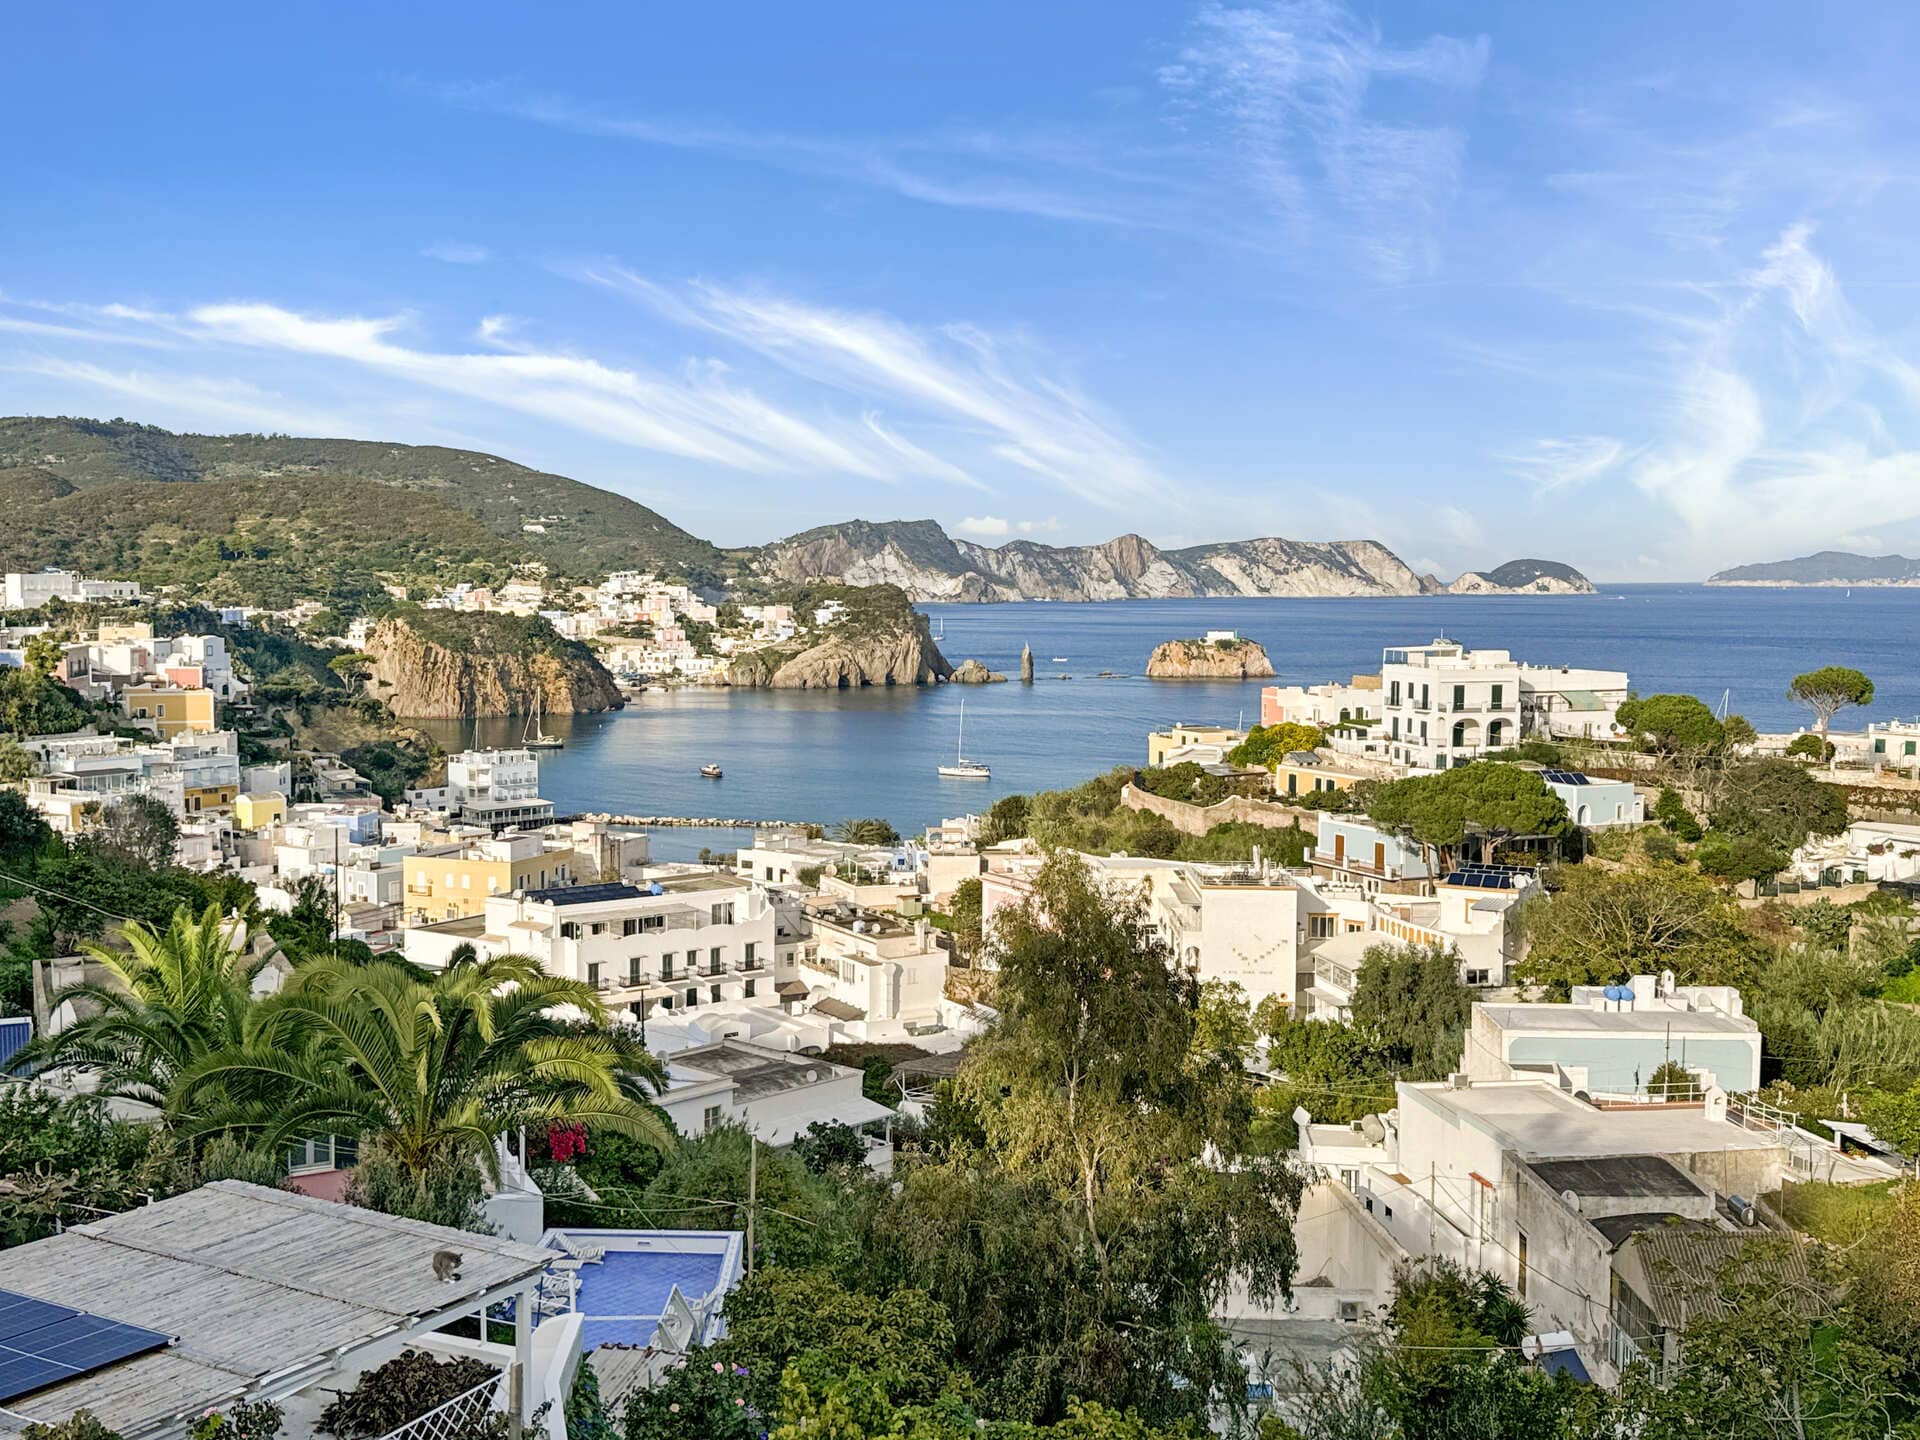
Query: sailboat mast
957,699,965,762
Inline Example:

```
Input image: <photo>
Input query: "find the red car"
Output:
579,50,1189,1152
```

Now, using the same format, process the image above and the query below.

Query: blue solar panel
1540,769,1593,787
0,1288,172,1404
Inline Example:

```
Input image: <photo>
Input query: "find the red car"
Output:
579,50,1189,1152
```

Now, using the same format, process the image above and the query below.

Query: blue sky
5,2,1920,580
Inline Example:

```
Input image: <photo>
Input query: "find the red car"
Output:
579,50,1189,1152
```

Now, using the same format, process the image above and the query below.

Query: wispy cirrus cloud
422,240,491,265
588,266,1158,504
1158,0,1489,280
1,276,1153,507
1500,435,1629,494
1619,225,1920,568
427,79,1191,231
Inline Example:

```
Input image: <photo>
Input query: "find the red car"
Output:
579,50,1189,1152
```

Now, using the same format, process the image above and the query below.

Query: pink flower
713,1360,725,1372
668,1403,679,1413
734,1397,745,1406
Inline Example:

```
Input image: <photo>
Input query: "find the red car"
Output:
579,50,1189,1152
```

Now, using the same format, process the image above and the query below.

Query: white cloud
594,269,1158,505
1620,226,1920,568
185,301,893,476
432,81,1184,230
955,515,1011,537
1159,0,1488,280
1500,435,1628,494
1017,516,1061,534
423,241,491,265
14,358,357,436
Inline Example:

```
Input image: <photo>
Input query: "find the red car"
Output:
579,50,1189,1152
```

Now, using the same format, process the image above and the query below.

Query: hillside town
3,556,1920,1440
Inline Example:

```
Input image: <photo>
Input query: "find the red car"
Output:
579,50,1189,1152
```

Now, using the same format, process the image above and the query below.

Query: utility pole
332,827,343,952
745,1131,758,1275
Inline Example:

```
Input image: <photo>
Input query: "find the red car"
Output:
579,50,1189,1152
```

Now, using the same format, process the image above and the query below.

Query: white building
3,569,143,608
23,730,242,834
1379,639,1629,771
1293,1077,1793,1385
153,633,245,700
408,747,554,828
1260,678,1382,729
655,1040,893,1146
1867,718,1920,771
1789,819,1920,885
405,873,779,1023
1538,768,1645,828
1464,976,1761,1097
797,906,948,1035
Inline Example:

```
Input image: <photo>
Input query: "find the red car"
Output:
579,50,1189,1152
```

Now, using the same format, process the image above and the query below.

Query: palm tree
830,817,900,846
26,903,274,1108
174,953,672,1192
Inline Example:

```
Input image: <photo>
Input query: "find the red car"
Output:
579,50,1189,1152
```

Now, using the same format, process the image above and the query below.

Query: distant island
1145,635,1276,680
1707,551,1920,587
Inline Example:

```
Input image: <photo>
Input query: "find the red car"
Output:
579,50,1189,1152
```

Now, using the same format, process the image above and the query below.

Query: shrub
188,1401,283,1440
793,1120,867,1174
20,1412,124,1440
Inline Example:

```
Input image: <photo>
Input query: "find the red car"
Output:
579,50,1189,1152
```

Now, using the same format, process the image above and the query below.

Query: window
1875,739,1887,753
1309,914,1337,939
661,952,675,980
590,921,606,936
1465,968,1490,986
627,959,643,986
560,921,582,940
622,917,639,937
744,979,756,998
744,942,758,967
1491,683,1504,708
685,987,698,1008
587,962,601,988
702,1104,723,1130
710,985,722,1003
1452,684,1465,710
641,914,664,933
711,902,735,926
1517,1231,1529,1297
709,946,723,974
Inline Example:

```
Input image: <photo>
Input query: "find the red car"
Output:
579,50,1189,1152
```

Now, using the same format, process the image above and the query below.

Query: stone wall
1120,783,1317,838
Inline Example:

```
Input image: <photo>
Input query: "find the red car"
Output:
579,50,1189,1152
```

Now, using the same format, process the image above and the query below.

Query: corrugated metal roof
1619,1229,1817,1331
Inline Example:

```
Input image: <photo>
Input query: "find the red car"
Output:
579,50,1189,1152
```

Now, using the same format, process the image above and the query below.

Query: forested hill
0,416,726,606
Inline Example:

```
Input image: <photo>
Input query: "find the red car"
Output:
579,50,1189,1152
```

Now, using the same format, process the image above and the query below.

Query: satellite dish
1561,1189,1581,1212
1360,1115,1386,1144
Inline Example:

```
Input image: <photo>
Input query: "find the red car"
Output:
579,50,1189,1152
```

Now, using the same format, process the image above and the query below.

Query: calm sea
418,584,1920,859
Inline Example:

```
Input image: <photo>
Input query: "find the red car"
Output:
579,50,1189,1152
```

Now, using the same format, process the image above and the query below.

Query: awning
775,980,810,1000
808,997,866,1022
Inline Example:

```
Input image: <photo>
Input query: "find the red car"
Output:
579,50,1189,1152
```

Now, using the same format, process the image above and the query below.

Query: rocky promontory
360,611,624,718
707,587,953,688
950,658,1007,683
1145,636,1276,680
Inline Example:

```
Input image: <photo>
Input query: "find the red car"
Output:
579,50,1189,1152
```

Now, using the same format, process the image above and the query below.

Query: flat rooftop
1479,1003,1756,1037
671,1040,851,1102
1404,1081,1782,1159
1526,1154,1706,1200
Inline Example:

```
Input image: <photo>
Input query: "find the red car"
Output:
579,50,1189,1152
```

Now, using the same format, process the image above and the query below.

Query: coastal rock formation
712,618,953,689
1020,643,1034,683
1145,637,1276,680
1444,559,1596,595
361,614,623,718
751,519,1592,602
950,658,1007,683
1708,550,1920,587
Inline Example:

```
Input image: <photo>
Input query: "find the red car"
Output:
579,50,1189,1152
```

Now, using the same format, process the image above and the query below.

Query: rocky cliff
750,520,1592,601
709,597,953,689
1145,637,1276,679
361,613,624,718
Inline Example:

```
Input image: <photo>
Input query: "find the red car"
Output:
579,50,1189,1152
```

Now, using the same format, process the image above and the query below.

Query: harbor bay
418,583,1920,855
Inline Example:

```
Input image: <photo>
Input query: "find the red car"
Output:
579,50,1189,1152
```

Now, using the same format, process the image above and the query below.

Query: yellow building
97,620,155,645
122,684,216,738
233,791,287,830
1273,753,1368,799
1146,723,1246,767
402,833,574,922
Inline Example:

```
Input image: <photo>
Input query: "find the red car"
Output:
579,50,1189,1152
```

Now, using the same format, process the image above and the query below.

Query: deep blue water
419,585,1920,858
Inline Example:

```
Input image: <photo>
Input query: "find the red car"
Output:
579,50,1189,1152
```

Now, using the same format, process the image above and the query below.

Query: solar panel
0,1288,172,1404
1540,769,1593,787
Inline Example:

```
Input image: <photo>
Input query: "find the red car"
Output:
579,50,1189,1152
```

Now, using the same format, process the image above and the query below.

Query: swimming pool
542,1229,743,1352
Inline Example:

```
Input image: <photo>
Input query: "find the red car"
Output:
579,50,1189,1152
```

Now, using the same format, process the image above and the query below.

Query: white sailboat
937,699,990,779
523,697,564,750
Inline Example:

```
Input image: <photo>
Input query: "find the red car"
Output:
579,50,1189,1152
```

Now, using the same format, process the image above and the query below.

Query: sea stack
1020,643,1034,683
1145,634,1276,680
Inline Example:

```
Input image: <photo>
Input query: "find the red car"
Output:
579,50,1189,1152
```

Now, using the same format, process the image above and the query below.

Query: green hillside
0,416,727,598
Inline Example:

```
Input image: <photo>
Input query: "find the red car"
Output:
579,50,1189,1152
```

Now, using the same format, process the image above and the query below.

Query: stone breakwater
571,811,813,830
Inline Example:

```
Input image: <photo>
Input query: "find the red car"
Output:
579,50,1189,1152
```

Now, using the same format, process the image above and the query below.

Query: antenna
1714,689,1730,721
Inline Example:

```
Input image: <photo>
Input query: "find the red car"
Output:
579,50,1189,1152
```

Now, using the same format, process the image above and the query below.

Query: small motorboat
1051,656,1068,663
700,763,723,779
